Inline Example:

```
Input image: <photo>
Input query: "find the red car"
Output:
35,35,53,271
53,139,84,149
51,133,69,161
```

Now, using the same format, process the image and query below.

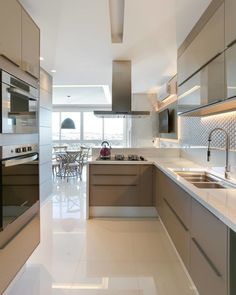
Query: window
104,118,124,141
61,112,81,141
52,110,127,147
83,112,103,140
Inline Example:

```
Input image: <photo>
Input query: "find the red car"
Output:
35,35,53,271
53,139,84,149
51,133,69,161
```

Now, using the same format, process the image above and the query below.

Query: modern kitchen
0,0,236,294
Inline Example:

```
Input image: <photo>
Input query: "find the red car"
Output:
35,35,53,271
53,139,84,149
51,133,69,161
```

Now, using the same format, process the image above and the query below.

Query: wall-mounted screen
159,109,170,133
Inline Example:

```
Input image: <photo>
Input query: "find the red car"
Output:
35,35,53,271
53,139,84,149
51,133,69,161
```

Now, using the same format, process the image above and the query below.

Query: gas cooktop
96,154,147,161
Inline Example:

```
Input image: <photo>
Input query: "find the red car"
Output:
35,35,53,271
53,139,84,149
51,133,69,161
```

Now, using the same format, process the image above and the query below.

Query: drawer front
91,175,138,186
139,165,153,206
163,198,190,268
159,171,191,229
190,239,227,295
191,199,228,280
90,164,139,175
90,185,138,206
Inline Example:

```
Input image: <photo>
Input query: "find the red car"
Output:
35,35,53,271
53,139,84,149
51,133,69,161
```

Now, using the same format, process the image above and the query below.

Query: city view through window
52,111,126,147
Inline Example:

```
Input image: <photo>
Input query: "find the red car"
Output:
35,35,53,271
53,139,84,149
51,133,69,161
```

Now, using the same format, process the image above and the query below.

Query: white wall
130,93,158,147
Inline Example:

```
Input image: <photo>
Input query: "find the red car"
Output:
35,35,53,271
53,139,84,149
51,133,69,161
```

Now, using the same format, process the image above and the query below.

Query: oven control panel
1,144,38,159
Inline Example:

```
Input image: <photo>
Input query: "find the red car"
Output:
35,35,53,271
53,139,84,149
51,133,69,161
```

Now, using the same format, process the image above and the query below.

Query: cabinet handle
24,70,38,80
178,52,222,87
93,184,137,187
227,38,236,49
163,198,188,232
93,174,137,176
0,54,20,67
192,237,222,278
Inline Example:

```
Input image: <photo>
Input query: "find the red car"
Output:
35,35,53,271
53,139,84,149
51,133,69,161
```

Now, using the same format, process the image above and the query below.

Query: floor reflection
5,169,197,295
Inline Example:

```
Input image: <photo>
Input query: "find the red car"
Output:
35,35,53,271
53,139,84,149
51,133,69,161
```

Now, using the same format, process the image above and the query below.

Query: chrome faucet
207,128,230,179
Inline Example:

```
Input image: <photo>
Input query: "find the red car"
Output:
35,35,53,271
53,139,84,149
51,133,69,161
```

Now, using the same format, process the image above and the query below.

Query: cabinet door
158,170,191,229
190,199,228,295
89,164,139,206
178,52,225,114
162,197,190,269
178,3,224,85
139,165,153,206
0,0,21,66
22,9,40,79
89,164,153,207
225,42,236,99
40,69,53,94
225,0,236,47
154,167,160,212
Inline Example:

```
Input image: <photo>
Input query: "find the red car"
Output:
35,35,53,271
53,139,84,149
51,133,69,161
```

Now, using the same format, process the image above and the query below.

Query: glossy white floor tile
5,171,197,295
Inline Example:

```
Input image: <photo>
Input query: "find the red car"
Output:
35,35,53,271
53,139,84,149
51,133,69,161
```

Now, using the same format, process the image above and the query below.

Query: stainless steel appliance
1,70,38,133
0,144,39,248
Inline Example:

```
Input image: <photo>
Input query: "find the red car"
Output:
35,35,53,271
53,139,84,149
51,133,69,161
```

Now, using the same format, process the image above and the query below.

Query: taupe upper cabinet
226,43,236,99
178,3,224,86
225,0,236,47
22,9,40,79
178,52,225,115
0,0,40,80
0,0,22,67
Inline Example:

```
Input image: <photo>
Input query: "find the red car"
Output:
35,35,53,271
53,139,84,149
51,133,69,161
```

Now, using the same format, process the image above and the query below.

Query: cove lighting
200,110,236,121
161,94,176,103
178,85,200,100
52,278,109,290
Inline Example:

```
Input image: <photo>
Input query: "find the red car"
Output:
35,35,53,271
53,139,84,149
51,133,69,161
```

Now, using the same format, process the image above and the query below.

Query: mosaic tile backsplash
180,112,236,150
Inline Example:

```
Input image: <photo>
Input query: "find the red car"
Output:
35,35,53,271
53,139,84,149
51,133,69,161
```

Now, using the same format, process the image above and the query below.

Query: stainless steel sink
174,171,236,189
191,182,227,189
176,172,215,183
176,172,216,181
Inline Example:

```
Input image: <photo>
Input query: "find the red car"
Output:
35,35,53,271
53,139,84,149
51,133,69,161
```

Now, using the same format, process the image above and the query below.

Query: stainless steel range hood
94,61,150,117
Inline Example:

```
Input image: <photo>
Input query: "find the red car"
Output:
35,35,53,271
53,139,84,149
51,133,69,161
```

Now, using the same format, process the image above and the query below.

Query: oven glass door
1,76,38,134
0,153,39,231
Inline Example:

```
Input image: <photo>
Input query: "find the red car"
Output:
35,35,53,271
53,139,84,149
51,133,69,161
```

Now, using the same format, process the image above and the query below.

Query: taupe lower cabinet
156,168,191,269
190,199,228,295
89,164,153,206
155,166,229,295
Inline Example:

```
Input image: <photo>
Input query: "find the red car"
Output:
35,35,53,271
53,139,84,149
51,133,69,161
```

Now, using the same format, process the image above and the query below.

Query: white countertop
88,156,236,232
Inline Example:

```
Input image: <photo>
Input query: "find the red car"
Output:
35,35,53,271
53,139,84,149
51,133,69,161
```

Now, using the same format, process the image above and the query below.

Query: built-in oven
0,144,39,248
1,70,38,133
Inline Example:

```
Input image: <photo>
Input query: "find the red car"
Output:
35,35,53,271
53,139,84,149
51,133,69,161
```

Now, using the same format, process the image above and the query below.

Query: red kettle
100,141,111,159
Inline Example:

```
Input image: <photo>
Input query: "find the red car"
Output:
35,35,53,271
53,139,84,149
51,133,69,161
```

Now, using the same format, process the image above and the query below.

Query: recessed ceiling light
51,69,57,73
39,56,44,61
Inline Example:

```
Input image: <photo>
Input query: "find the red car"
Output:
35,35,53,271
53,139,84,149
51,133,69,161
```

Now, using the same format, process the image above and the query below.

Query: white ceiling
19,0,211,104
53,85,111,105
